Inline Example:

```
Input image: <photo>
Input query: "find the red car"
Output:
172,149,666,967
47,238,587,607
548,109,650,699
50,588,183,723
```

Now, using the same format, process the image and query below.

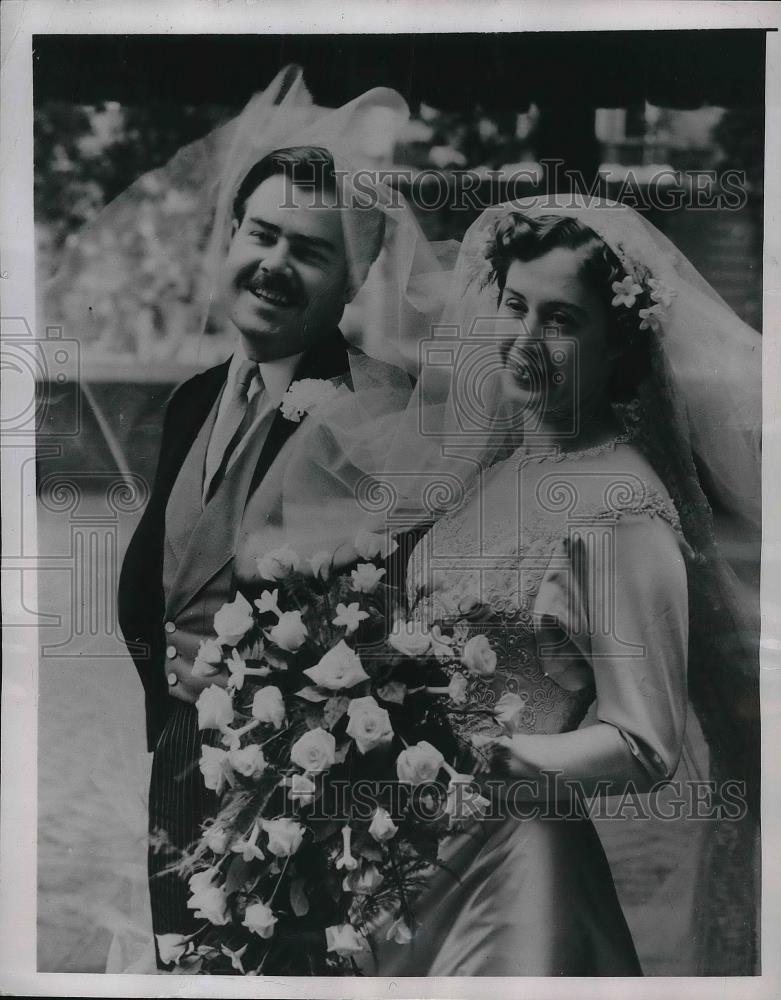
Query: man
117,146,384,959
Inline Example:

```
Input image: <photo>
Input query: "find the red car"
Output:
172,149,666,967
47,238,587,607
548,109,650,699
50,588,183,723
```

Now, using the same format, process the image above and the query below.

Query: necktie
203,359,260,502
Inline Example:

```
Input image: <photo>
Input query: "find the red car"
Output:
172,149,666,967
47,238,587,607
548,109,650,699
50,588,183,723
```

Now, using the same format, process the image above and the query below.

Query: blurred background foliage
35,97,764,372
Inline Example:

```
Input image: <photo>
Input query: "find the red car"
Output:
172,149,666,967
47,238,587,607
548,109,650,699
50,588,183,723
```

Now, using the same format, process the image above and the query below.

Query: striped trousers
148,701,219,957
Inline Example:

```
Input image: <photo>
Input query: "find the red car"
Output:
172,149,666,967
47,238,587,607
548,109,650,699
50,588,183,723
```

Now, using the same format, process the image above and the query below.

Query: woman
312,198,760,976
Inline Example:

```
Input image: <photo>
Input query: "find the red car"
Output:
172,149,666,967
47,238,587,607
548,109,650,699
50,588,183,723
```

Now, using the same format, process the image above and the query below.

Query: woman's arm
491,515,689,797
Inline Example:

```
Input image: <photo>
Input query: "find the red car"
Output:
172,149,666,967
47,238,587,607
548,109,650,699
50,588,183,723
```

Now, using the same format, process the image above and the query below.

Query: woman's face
497,247,613,428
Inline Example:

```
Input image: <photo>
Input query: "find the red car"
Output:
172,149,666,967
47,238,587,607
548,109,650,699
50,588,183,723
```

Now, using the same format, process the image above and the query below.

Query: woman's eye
548,312,570,325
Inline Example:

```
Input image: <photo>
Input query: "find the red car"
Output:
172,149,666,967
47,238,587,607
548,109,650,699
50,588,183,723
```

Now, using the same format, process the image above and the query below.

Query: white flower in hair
611,274,643,308
648,277,677,309
638,303,666,333
280,378,340,422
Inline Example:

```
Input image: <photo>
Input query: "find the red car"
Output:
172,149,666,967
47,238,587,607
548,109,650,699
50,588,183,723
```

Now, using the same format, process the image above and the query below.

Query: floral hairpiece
610,246,677,334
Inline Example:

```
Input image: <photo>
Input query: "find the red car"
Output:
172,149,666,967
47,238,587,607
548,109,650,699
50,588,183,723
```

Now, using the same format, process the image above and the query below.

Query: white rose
242,900,277,939
256,544,301,581
203,824,230,854
287,772,316,805
192,638,223,678
342,862,384,895
266,610,308,651
188,866,219,894
368,806,398,843
309,550,332,581
304,640,369,690
262,817,305,857
199,745,234,794
213,592,254,645
325,923,368,956
448,673,469,706
156,933,189,965
196,685,234,731
290,727,336,773
396,741,445,785
388,621,431,657
493,691,528,730
187,885,229,925
345,696,394,754
251,686,286,730
385,916,413,945
354,529,398,561
228,744,267,779
461,634,497,677
445,781,491,829
350,563,386,594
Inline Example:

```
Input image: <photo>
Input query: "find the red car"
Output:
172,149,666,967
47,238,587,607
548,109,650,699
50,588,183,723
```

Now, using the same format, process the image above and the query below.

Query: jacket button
164,621,176,634
167,672,179,686
166,645,177,660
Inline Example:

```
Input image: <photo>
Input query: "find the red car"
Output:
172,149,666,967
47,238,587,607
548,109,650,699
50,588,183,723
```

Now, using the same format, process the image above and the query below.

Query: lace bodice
407,440,684,742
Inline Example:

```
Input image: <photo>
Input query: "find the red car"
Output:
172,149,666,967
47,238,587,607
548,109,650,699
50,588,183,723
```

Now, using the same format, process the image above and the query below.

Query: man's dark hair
233,146,339,223
232,145,386,293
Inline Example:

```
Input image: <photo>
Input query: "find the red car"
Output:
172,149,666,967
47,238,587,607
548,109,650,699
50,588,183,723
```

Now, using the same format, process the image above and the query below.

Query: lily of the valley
335,825,358,871
332,601,369,635
227,649,270,692
220,717,261,751
230,822,265,863
221,943,248,973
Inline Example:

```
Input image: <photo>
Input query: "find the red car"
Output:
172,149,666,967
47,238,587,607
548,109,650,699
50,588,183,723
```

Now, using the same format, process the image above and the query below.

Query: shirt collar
226,343,304,408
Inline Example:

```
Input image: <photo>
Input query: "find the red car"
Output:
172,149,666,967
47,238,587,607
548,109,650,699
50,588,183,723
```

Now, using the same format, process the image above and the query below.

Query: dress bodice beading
406,442,685,743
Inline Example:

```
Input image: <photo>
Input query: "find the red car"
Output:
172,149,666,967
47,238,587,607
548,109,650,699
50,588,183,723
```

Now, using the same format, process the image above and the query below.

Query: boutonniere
279,378,341,423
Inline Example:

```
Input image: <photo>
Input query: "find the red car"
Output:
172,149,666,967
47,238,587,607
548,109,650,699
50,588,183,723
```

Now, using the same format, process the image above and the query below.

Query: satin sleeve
532,514,689,783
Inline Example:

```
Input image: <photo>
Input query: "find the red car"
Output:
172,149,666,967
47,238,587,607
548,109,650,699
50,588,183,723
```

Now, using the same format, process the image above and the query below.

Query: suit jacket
118,330,351,750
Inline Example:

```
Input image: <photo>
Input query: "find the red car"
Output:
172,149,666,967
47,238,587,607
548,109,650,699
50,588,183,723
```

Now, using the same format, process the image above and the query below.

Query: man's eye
504,299,525,313
295,247,326,266
250,231,275,246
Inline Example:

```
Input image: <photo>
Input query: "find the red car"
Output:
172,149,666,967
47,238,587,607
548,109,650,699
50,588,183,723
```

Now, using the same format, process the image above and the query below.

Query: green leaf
289,877,310,916
295,685,329,702
323,695,349,729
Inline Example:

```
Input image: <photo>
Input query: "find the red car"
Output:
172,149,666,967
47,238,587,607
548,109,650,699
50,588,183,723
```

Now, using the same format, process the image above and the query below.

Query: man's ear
230,217,239,239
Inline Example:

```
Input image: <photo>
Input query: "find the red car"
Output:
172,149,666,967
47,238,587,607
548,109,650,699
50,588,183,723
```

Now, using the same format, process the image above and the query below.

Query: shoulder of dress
528,447,683,538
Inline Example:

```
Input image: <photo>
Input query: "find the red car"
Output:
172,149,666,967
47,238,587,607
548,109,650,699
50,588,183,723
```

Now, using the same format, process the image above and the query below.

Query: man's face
221,173,350,361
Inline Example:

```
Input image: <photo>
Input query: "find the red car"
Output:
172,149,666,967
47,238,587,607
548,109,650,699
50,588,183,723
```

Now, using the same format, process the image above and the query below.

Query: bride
290,195,760,976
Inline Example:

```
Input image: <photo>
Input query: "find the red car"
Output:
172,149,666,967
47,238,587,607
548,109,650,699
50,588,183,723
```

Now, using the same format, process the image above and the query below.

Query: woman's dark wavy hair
484,212,653,402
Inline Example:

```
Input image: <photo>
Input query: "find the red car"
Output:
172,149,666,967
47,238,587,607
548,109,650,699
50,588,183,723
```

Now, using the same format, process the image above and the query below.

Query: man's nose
259,239,292,274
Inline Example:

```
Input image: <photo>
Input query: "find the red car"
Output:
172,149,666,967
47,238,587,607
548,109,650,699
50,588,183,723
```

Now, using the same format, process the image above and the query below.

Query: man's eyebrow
247,217,337,254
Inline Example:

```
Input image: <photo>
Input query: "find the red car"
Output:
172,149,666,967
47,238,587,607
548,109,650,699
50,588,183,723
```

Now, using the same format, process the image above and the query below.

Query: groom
117,146,385,955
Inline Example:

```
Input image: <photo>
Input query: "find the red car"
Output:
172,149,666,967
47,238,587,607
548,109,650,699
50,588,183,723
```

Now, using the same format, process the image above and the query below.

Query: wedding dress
362,435,687,975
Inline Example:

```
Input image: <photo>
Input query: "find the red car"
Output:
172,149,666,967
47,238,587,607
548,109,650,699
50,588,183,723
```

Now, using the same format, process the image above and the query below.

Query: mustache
245,269,304,306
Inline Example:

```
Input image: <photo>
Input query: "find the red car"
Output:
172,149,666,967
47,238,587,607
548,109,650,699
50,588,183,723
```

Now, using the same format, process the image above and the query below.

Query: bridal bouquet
159,532,496,975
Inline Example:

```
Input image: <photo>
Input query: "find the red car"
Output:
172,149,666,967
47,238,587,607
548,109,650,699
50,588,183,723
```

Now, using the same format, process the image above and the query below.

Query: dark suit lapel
248,329,352,496
167,331,352,615
160,360,230,501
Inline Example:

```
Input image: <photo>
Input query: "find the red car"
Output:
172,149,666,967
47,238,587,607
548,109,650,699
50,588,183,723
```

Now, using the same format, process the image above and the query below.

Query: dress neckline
510,427,636,466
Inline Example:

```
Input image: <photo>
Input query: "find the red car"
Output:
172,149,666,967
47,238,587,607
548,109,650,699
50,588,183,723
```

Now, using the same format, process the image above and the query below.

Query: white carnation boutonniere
280,378,341,422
